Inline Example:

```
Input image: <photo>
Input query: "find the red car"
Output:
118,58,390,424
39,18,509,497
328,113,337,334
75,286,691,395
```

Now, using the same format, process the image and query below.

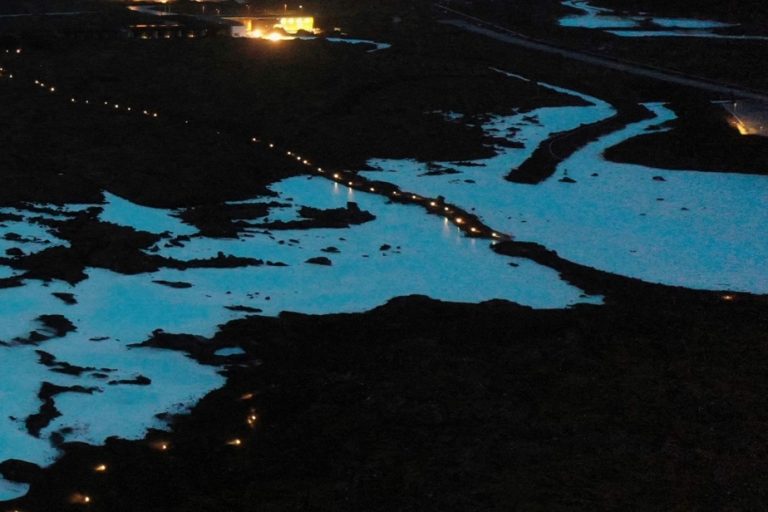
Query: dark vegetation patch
604,102,768,175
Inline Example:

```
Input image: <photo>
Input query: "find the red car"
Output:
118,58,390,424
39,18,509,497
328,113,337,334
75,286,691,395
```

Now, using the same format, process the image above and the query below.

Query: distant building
224,13,318,37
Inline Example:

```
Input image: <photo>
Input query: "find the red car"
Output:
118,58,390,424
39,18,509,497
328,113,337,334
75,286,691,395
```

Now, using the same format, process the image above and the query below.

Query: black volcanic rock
306,256,333,266
0,459,40,484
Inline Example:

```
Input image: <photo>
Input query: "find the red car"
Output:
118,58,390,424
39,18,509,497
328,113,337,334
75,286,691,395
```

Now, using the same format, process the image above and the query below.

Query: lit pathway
0,49,510,242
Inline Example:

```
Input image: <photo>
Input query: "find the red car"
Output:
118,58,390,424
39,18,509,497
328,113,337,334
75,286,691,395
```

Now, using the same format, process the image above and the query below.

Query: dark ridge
35,350,104,377
507,103,654,184
225,305,264,314
255,203,376,231
152,280,193,289
12,315,76,345
51,292,77,305
306,256,333,266
108,375,151,386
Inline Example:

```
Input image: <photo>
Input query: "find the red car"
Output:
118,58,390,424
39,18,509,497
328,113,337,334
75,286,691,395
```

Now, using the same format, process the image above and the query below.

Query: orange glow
227,438,243,446
94,464,107,472
69,493,92,505
267,32,284,42
240,392,255,400
151,440,170,451
729,117,751,135
277,16,315,34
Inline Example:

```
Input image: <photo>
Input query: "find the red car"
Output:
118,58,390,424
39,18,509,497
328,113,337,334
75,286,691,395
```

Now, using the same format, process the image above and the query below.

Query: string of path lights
0,43,509,509
0,46,510,242
0,42,748,508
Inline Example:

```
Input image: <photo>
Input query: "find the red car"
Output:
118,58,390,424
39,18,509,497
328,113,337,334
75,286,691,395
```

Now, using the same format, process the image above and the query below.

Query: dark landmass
592,0,768,24
178,202,285,238
0,82,298,207
0,2,765,511
0,24,581,204
462,0,768,91
6,275,768,510
605,102,768,175
508,102,654,184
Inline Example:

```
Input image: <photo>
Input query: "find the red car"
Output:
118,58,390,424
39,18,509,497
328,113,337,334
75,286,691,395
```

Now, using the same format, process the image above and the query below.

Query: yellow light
455,217,464,224
429,201,436,207
348,181,353,186
722,294,735,301
227,438,242,446
267,32,284,42
68,493,92,505
287,151,292,156
369,187,375,192
470,227,478,233
317,167,323,172
240,392,255,400
94,464,107,472
151,440,170,451
492,232,500,238
333,173,340,179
